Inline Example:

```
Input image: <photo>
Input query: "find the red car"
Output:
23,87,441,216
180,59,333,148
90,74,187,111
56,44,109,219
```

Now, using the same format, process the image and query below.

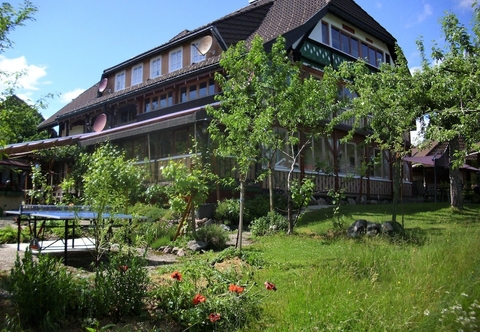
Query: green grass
239,203,480,331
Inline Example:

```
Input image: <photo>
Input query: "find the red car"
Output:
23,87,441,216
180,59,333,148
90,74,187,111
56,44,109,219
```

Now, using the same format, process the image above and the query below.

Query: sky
1,0,477,122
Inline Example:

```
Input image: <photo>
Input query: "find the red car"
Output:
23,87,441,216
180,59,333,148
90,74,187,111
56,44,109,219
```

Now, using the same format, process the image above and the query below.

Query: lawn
238,202,480,331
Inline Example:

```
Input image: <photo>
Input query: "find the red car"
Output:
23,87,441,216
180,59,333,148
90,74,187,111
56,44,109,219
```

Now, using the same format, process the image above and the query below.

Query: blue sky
1,0,476,121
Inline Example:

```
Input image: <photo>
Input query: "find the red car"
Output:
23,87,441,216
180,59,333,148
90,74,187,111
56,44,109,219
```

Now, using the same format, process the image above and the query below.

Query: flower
171,271,182,281
229,284,244,294
264,281,277,291
118,265,128,272
209,312,221,323
193,294,206,305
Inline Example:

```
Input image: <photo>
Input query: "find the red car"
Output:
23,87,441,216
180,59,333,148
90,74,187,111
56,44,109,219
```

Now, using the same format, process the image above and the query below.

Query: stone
317,197,328,205
347,219,368,238
366,222,381,236
187,240,207,252
347,198,356,205
163,246,173,254
177,248,186,257
381,221,404,235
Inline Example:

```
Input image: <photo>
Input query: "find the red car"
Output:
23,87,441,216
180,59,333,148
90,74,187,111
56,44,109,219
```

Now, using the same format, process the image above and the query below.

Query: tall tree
0,1,40,148
336,48,421,223
415,3,480,210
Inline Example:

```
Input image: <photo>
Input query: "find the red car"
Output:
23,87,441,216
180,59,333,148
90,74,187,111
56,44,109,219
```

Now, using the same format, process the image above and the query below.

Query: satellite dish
197,35,213,55
92,113,107,132
98,78,108,93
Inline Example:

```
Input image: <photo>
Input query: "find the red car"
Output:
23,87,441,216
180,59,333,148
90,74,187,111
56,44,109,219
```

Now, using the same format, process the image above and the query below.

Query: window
169,48,182,72
331,27,340,49
115,71,125,91
321,22,329,44
179,79,216,103
159,92,173,108
370,148,389,179
150,57,161,78
191,42,206,63
338,142,358,174
131,64,143,86
304,137,334,173
145,91,173,112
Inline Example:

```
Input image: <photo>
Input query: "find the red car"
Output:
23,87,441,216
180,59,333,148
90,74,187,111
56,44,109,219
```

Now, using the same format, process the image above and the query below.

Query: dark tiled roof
39,0,396,130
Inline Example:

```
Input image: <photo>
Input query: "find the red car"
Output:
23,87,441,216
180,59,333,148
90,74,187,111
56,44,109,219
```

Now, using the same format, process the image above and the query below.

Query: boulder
347,219,368,238
381,221,404,235
187,240,207,252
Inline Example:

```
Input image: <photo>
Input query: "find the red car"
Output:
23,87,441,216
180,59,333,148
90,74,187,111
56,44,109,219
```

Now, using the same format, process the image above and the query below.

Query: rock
381,221,404,235
317,197,328,205
187,240,207,252
347,198,356,205
347,219,368,238
177,248,186,257
220,224,231,231
163,246,173,254
366,222,381,236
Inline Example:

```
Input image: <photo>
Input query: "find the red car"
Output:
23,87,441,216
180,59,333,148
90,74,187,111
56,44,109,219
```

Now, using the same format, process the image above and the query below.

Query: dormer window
150,56,161,78
169,48,183,72
191,41,206,64
115,71,126,91
132,64,143,86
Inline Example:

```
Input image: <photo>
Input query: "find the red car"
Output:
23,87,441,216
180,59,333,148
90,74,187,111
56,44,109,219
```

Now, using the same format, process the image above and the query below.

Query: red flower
208,312,221,323
264,281,277,291
228,284,244,294
171,271,182,281
192,294,206,305
118,265,128,272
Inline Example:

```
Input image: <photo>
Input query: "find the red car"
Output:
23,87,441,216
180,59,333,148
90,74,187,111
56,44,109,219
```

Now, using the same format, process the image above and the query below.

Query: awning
0,159,31,169
403,155,479,171
79,106,208,147
0,134,90,156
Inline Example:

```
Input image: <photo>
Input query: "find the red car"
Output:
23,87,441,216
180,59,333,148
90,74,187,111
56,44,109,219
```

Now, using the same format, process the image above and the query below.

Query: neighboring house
406,140,480,202
2,0,411,201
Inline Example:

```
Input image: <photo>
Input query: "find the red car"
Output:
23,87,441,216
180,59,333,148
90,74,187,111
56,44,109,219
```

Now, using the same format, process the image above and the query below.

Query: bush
214,199,249,227
5,249,89,331
245,194,270,221
0,225,29,244
92,249,149,323
194,224,229,251
250,211,288,236
152,260,264,331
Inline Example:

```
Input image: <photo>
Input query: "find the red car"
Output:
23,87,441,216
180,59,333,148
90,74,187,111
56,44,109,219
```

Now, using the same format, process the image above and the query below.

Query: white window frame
191,41,206,64
131,64,143,86
115,71,126,92
169,48,183,72
150,56,162,78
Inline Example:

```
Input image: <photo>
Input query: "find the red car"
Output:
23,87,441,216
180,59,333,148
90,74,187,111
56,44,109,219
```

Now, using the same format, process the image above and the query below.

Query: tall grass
242,203,480,331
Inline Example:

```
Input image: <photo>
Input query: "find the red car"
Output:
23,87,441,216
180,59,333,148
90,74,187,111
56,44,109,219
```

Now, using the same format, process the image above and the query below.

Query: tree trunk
449,137,463,210
268,163,274,213
391,156,401,223
237,179,245,250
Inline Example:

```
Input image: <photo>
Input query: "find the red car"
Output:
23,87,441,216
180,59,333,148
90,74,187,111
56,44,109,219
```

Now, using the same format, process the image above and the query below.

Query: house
2,0,411,202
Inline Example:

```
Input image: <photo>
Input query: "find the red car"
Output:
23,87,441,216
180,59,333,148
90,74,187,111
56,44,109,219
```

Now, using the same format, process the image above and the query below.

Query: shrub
0,225,29,244
245,194,270,221
194,224,229,251
5,249,89,331
214,198,249,227
92,249,149,323
250,211,288,236
152,260,264,331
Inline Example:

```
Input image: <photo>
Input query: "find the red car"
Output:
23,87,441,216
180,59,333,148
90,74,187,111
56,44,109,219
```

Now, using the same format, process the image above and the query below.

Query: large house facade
4,0,413,203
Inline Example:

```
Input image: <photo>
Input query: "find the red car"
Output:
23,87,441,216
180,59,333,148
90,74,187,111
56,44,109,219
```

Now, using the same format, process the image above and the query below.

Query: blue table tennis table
6,205,135,264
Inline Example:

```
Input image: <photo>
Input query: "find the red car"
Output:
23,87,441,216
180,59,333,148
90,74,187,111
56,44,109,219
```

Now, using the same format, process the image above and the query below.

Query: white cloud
417,4,433,23
375,1,382,9
0,55,48,91
60,88,84,104
457,0,475,10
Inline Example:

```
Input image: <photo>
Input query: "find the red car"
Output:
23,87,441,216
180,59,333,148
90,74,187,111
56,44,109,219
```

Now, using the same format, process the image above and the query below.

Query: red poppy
208,312,221,323
228,284,244,294
118,265,128,272
264,281,277,291
192,294,206,305
171,271,182,281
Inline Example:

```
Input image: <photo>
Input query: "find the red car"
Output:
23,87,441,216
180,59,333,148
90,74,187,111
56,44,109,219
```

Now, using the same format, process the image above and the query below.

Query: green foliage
92,249,149,323
194,224,229,251
0,224,28,244
214,198,248,226
5,249,88,331
250,211,288,236
160,159,211,214
152,260,263,331
209,246,265,268
245,194,270,221
26,163,53,205
328,187,346,228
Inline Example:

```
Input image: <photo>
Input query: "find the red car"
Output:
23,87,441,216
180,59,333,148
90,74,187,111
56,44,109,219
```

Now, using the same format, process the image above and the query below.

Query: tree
207,35,273,249
0,1,39,148
80,143,146,264
208,35,339,237
0,95,50,144
415,3,480,210
336,48,421,223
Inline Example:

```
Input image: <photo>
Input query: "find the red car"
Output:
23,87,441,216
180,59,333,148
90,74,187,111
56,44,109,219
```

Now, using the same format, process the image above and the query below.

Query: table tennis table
6,205,135,264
